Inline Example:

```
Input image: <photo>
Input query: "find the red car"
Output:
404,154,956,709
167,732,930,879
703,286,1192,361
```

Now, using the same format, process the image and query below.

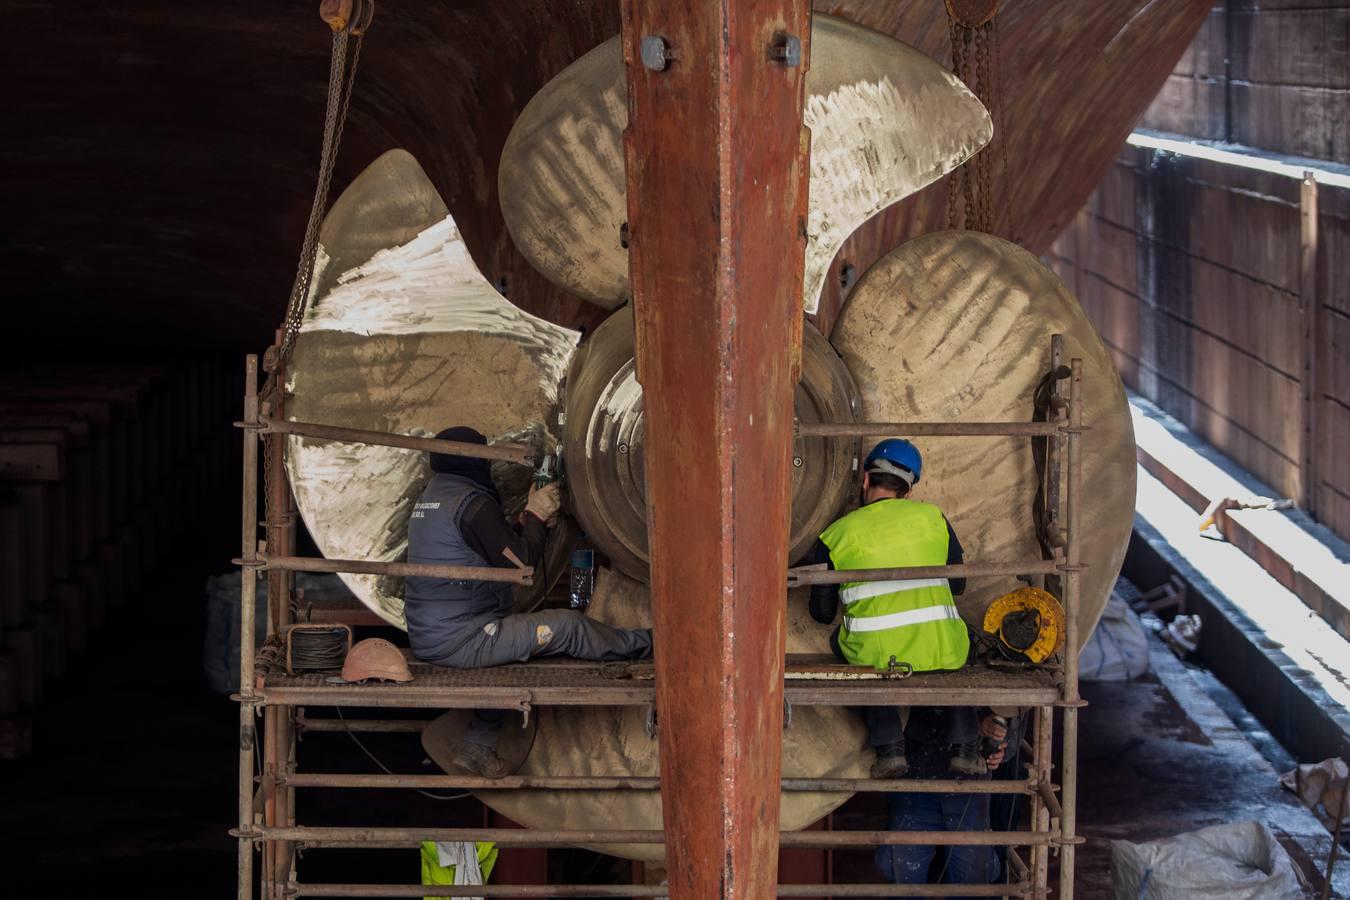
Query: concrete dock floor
1074,638,1347,897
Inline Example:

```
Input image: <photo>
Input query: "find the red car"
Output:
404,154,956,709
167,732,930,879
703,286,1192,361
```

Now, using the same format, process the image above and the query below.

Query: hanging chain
961,26,977,229
947,15,967,229
974,23,993,233
947,7,1005,237
262,0,373,408
261,1,374,552
991,14,1014,240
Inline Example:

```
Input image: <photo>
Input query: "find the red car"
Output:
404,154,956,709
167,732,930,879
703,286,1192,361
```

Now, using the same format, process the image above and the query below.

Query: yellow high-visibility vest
819,498,969,672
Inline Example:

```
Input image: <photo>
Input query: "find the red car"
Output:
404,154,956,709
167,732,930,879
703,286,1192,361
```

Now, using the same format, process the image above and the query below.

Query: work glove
524,482,562,524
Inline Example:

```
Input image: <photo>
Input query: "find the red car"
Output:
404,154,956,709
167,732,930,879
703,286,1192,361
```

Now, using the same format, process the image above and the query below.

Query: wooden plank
1085,237,1303,378
1139,73,1227,142
0,497,22,630
1319,187,1350,318
1084,215,1137,296
1231,81,1350,164
0,718,33,761
1229,7,1350,92
0,650,18,715
0,442,63,481
1323,403,1350,499
1173,162,1302,294
0,399,113,428
54,581,87,656
0,380,143,402
1185,249,1302,377
1100,334,1303,501
1088,156,1139,231
5,625,42,707
1081,272,1142,364
1326,314,1350,410
1085,268,1302,458
10,485,47,615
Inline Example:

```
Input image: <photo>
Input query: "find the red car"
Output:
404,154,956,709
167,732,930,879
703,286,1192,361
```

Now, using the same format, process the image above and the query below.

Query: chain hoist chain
975,21,994,233
960,26,977,229
947,15,966,230
947,9,1004,237
991,15,1013,240
262,1,373,540
262,2,372,408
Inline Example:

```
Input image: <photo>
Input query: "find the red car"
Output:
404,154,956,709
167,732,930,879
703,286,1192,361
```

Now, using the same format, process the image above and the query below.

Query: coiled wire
286,625,350,672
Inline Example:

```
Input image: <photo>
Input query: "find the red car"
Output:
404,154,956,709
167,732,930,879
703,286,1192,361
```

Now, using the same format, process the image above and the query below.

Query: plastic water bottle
570,549,594,610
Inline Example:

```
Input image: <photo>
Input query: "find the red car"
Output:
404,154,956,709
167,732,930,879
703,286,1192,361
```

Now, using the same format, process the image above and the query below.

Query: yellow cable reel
982,587,1066,664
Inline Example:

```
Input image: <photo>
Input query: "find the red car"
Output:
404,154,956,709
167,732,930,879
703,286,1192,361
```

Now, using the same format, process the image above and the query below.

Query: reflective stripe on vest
844,603,961,633
840,578,949,606
818,498,969,672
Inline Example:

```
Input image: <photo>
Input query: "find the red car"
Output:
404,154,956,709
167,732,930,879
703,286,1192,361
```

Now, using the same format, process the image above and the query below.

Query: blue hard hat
864,439,922,486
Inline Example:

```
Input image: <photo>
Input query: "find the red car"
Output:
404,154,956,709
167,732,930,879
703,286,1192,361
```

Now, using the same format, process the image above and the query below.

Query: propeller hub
562,305,860,581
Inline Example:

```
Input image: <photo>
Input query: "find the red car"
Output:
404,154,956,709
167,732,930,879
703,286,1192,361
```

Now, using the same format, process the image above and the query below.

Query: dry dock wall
1049,152,1350,543
1143,2,1349,165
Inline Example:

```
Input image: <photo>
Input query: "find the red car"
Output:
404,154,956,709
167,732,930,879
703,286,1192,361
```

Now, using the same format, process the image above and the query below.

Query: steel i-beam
620,1,811,897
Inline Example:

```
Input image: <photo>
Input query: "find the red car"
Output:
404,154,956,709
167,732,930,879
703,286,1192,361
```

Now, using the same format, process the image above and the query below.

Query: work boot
870,741,909,779
949,739,988,776
450,741,510,779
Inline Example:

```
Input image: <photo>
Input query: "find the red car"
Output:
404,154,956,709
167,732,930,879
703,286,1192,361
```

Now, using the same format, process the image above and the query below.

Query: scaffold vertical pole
264,335,297,896
239,354,261,900
1058,359,1084,898
1030,703,1052,897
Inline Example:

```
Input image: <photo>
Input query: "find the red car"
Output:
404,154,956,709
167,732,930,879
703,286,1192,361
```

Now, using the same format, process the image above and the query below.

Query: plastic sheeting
1081,594,1151,682
1280,758,1350,832
1110,821,1309,899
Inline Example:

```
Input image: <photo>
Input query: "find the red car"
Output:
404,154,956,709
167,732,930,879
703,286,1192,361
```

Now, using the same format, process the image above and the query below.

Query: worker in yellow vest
807,438,983,778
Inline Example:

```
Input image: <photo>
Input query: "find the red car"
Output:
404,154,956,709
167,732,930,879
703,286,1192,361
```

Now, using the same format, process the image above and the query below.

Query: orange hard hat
341,638,414,683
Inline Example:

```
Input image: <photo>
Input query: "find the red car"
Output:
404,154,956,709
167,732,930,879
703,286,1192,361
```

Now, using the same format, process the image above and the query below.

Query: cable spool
285,623,353,674
981,587,1066,664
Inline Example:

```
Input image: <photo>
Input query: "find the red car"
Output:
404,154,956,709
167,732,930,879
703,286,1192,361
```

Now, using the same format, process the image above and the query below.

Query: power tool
533,448,563,489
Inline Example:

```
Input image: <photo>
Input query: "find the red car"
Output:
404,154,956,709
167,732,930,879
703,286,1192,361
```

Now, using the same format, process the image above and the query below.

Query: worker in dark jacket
807,438,983,777
873,709,1016,894
406,426,653,776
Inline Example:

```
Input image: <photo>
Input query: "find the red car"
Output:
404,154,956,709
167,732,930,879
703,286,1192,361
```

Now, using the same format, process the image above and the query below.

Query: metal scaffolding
233,335,1088,898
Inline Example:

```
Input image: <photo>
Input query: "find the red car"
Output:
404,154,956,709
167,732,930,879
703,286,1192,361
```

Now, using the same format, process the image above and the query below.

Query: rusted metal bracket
883,657,915,680
319,0,374,34
770,33,803,67
643,703,658,740
945,0,1002,28
639,35,678,71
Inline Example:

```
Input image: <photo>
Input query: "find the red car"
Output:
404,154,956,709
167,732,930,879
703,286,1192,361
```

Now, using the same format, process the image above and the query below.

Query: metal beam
1299,173,1321,517
286,884,1029,897
619,0,810,896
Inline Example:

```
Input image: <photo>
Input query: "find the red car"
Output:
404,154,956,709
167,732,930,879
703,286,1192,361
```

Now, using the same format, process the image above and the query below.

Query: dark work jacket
404,474,516,662
904,707,1025,781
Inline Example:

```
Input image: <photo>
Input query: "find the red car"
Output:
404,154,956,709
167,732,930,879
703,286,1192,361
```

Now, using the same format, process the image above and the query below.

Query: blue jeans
875,792,1001,898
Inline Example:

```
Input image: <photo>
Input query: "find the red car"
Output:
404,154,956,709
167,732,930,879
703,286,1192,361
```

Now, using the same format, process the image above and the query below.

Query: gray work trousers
429,609,653,669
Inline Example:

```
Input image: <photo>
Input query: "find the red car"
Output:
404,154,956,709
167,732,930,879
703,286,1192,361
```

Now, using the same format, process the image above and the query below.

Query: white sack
1081,593,1151,681
1280,758,1350,832
1110,820,1309,899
